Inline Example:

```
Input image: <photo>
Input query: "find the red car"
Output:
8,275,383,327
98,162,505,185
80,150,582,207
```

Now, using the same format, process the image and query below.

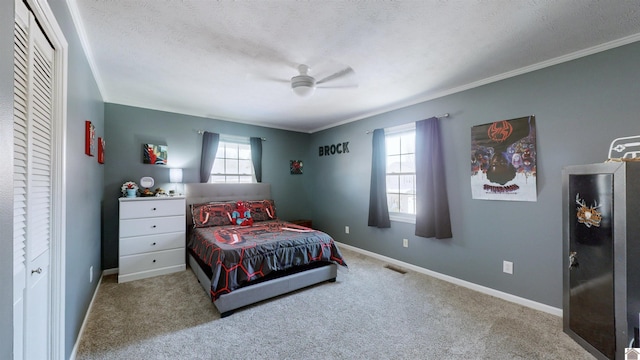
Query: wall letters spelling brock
319,142,349,156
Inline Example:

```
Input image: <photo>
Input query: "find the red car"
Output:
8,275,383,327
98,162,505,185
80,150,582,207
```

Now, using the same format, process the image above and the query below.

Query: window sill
389,213,416,224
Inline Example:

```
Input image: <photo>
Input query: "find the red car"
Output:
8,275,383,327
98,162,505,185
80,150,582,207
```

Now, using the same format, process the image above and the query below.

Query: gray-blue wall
0,1,15,358
103,42,640,311
308,41,640,309
102,103,312,269
48,1,105,357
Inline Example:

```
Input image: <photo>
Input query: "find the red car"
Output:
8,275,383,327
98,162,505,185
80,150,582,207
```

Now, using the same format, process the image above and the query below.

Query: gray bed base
184,183,338,317
188,254,337,317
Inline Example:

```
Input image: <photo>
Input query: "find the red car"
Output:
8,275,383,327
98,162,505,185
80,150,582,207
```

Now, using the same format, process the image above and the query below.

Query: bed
184,183,347,317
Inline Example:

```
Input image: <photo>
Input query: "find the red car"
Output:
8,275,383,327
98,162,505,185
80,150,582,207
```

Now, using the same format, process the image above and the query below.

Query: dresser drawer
119,248,185,275
120,198,185,219
119,232,184,256
119,215,184,238
118,197,186,282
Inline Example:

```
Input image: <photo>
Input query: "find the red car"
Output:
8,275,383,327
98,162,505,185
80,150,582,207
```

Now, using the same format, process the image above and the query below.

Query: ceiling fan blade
316,66,355,85
245,73,289,84
317,84,359,89
266,77,290,84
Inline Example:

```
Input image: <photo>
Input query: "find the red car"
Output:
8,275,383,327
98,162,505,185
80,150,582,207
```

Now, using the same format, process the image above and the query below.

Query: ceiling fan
289,64,356,97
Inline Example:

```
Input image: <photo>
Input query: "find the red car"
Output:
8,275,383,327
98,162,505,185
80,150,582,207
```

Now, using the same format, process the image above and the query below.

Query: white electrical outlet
503,261,513,274
345,226,349,234
403,238,409,247
89,266,93,283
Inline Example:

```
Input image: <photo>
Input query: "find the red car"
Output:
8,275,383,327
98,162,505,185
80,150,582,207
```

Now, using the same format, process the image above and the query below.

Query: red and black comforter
187,220,347,300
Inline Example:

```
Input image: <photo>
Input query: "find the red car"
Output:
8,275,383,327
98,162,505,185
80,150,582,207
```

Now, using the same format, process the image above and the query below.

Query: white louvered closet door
13,0,55,358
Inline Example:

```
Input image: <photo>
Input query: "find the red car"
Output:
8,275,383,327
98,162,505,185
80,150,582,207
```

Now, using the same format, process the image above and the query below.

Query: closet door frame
17,1,67,359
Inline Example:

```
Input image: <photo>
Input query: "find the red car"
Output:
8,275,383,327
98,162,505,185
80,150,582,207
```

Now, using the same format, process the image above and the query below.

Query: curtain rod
365,113,450,134
195,129,266,141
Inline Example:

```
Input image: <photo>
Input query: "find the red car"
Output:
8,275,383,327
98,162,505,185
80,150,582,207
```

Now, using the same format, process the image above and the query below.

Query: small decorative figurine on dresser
154,187,168,197
139,176,155,196
120,181,138,198
231,201,253,226
140,188,154,197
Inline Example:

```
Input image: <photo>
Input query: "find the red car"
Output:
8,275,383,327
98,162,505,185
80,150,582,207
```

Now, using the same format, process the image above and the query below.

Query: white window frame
385,123,417,224
209,135,256,183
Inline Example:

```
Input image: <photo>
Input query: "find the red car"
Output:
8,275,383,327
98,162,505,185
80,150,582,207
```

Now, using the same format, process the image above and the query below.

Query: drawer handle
31,267,42,274
152,242,156,246
152,225,157,228
152,259,156,263
152,207,157,211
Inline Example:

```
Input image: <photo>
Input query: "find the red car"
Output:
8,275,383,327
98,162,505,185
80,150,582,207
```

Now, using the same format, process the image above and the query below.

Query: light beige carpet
76,248,594,359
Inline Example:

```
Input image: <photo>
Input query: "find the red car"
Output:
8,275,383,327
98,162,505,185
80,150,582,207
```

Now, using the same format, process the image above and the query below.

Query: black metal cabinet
562,162,640,360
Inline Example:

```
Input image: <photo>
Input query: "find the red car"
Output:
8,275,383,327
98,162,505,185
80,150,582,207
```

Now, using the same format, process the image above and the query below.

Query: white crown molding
311,33,640,133
65,0,106,101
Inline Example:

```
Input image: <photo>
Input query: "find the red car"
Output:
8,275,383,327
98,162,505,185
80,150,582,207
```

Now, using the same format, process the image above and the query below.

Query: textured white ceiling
69,0,640,133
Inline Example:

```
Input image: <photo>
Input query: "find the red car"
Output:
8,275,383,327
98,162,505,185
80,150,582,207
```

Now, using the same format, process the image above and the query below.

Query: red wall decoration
97,137,105,164
85,120,95,156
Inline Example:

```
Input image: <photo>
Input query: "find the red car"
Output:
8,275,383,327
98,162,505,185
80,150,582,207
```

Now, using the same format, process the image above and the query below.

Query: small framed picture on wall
290,160,303,174
143,143,168,165
85,120,95,156
97,137,105,164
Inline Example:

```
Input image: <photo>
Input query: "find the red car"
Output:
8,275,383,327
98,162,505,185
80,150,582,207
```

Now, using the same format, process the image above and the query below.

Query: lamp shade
169,168,183,183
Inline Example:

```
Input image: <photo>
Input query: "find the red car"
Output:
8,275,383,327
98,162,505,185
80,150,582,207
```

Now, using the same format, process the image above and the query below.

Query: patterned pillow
245,199,277,222
191,202,235,227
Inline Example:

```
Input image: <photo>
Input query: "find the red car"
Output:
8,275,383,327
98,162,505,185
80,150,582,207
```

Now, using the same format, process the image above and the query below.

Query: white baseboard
336,242,562,317
102,268,118,276
68,271,105,360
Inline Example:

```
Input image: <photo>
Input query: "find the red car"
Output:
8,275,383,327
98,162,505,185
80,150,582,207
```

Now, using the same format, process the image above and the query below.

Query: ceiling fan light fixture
291,74,316,97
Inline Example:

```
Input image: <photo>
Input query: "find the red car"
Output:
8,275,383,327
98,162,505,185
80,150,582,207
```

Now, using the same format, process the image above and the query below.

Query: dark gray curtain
250,137,262,183
368,129,391,228
415,117,452,238
199,131,219,183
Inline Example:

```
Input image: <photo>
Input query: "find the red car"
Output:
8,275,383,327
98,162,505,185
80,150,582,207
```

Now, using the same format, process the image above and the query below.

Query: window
385,124,416,221
210,136,255,183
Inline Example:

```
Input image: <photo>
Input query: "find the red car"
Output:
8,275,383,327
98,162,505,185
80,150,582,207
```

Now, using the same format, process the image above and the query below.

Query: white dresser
118,196,186,283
